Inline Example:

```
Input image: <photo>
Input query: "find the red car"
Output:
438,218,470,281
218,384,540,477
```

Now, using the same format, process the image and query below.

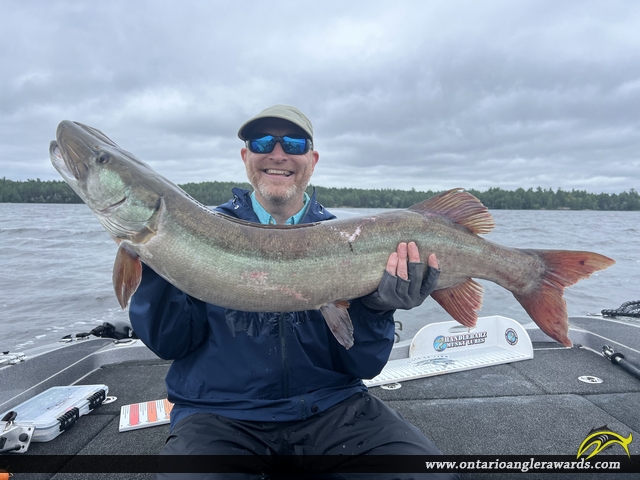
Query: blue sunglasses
247,135,312,155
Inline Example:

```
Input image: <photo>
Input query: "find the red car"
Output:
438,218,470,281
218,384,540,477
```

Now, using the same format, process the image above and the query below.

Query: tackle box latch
87,390,106,410
57,407,80,432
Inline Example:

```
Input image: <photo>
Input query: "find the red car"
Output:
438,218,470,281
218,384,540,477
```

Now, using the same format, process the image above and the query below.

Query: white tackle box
0,384,108,442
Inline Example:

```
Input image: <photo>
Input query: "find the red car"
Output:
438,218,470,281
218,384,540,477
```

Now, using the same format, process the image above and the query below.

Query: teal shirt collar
250,191,310,225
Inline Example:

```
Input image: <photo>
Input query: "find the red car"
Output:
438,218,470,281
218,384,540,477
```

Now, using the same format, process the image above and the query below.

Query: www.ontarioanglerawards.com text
425,457,622,473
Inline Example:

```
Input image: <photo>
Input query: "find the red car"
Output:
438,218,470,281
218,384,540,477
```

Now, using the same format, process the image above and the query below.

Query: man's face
241,119,319,206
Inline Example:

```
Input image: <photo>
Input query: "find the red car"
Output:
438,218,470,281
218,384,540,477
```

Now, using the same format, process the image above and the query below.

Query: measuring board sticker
119,399,174,432
364,316,533,387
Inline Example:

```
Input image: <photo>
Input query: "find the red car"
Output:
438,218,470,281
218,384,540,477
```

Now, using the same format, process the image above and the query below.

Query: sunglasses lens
281,136,309,154
248,135,310,155
249,135,276,153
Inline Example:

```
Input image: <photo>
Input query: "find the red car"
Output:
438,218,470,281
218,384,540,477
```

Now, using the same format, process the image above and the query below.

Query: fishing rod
602,345,640,381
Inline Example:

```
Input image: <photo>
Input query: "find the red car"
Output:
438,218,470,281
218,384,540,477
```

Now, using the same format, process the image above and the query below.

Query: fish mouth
49,140,79,183
50,141,64,168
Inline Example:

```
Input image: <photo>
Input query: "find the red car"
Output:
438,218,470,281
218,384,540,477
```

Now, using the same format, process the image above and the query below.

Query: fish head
50,120,165,243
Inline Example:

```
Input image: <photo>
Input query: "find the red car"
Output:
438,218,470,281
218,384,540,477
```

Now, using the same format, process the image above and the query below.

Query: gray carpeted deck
4,317,640,479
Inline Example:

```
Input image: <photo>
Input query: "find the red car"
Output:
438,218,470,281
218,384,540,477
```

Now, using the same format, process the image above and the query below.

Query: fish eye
97,152,110,164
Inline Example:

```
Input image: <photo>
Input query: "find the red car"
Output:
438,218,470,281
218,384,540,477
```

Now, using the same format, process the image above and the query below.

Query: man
130,105,455,479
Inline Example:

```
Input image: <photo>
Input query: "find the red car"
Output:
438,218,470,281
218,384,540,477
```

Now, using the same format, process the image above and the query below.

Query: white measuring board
364,316,533,387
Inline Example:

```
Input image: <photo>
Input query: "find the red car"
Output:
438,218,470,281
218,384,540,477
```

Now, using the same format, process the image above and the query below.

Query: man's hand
361,242,440,312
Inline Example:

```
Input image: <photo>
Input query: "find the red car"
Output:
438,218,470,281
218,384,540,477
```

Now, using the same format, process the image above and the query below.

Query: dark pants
157,393,458,480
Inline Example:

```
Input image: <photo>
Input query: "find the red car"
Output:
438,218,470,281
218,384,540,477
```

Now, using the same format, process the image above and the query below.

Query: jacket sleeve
334,298,396,379
129,263,209,360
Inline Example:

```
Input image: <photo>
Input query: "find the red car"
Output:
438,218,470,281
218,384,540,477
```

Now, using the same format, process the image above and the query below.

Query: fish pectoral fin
130,224,157,244
320,301,354,349
113,245,142,309
430,278,483,328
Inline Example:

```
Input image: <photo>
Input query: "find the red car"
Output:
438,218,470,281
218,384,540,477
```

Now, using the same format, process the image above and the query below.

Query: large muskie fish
50,121,615,349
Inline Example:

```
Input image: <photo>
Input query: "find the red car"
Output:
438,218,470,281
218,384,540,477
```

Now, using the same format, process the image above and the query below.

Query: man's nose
269,141,287,159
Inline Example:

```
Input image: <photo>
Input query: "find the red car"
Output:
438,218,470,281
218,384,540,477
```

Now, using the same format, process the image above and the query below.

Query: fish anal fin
113,245,142,309
431,278,483,328
513,250,615,347
408,188,495,235
320,300,354,349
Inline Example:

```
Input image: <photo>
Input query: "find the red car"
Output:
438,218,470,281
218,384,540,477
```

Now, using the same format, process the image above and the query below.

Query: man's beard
247,165,312,206
254,181,301,205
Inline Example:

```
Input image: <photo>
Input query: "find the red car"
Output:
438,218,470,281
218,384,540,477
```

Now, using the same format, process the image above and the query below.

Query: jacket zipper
279,312,289,398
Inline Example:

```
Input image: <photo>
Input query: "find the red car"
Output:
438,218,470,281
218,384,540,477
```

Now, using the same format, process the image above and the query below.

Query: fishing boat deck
2,315,640,479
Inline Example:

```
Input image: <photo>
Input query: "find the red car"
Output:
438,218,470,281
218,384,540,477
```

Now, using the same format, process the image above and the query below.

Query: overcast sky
2,0,639,194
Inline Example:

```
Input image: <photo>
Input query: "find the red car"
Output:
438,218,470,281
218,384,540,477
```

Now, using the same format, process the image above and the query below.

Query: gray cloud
2,0,639,194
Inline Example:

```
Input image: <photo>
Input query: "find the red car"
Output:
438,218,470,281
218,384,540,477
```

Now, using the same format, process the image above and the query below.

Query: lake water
1,203,638,352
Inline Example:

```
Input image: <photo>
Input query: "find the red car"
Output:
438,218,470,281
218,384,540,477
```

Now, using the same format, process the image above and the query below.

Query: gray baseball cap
237,104,313,141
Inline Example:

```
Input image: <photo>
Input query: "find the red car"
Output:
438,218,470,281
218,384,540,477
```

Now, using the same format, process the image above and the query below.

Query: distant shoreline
1,178,638,211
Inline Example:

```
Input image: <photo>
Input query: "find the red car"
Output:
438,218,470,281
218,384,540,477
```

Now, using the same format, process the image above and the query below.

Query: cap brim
238,105,313,141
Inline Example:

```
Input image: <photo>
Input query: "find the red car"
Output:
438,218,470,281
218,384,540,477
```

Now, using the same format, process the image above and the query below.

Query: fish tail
513,250,615,347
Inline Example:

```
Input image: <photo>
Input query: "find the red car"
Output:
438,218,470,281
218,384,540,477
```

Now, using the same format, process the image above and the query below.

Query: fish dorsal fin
408,188,495,235
430,278,484,328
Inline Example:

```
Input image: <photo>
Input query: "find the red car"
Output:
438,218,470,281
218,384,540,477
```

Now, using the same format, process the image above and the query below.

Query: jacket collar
217,187,336,223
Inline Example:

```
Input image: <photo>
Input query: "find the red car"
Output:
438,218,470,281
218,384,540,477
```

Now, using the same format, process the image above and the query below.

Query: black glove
361,262,440,312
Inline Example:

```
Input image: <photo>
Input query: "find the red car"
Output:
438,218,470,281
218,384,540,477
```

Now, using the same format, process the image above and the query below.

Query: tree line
1,177,639,210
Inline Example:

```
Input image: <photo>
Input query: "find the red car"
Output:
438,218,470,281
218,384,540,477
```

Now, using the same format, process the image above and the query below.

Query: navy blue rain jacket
129,188,396,429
